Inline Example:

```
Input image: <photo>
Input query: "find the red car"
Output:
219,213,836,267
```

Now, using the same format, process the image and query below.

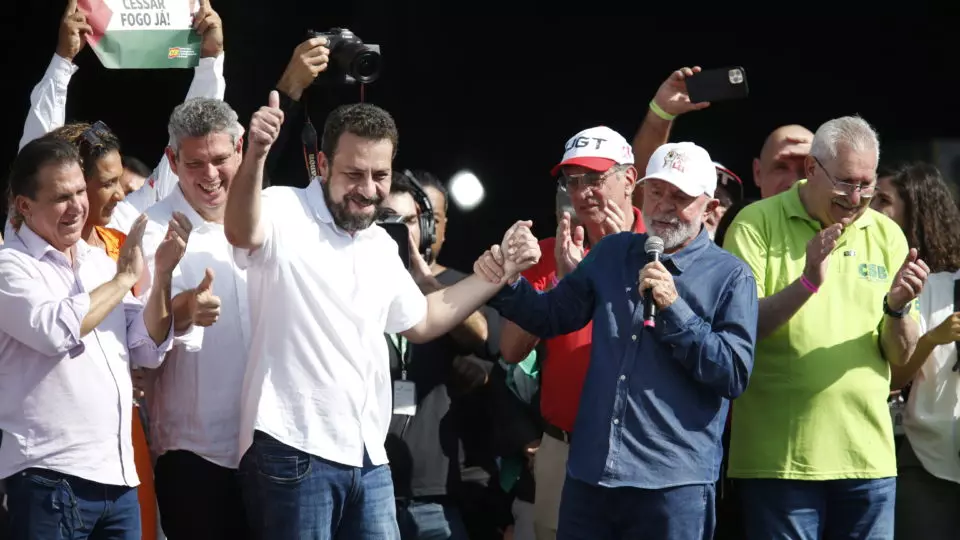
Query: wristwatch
883,294,910,319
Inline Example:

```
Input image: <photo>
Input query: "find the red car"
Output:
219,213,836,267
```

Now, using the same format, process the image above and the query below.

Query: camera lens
351,50,382,84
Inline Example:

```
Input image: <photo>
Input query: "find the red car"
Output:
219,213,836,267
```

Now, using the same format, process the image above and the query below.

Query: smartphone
380,221,411,269
685,67,749,104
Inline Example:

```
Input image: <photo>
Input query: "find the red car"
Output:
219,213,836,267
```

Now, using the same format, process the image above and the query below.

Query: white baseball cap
640,142,717,197
551,126,635,176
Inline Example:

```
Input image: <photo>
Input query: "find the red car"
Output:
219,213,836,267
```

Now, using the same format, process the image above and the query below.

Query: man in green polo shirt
723,115,929,539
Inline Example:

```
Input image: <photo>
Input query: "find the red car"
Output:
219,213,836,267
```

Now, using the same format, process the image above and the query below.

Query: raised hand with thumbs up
189,268,221,327
248,90,285,160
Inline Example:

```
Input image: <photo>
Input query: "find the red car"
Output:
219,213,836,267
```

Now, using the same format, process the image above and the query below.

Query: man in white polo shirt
224,92,541,540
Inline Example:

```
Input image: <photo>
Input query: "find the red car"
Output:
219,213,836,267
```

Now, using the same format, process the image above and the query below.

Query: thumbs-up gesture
555,212,585,279
248,91,285,160
190,268,221,327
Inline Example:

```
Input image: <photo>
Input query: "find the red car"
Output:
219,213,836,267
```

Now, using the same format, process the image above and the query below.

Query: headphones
398,170,438,263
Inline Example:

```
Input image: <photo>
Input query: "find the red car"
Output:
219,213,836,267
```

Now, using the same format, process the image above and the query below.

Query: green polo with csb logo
722,180,916,480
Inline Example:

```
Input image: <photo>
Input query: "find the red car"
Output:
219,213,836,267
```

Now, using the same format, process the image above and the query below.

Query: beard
322,180,383,233
643,214,701,251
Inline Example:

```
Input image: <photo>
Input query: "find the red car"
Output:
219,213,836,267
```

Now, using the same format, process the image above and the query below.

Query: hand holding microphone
638,236,678,328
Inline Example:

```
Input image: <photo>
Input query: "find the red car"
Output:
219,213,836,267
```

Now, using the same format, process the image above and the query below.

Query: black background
3,4,958,271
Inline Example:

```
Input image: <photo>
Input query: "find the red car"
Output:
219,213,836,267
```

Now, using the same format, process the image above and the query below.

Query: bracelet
799,274,819,294
649,100,676,121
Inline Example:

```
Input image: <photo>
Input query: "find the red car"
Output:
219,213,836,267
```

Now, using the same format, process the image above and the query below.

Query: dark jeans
396,500,469,540
738,478,896,540
556,475,715,540
4,468,140,540
154,450,250,540
239,431,399,540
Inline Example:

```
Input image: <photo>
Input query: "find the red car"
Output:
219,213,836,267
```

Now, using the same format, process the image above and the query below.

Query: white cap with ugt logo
551,126,635,176
640,142,717,197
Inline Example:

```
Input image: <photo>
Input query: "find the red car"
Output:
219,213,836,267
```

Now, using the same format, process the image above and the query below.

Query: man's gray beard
322,180,379,233
643,215,701,251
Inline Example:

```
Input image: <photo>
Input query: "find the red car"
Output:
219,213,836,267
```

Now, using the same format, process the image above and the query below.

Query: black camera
307,28,381,85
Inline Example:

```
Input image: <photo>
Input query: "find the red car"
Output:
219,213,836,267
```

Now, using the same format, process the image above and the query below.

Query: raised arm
268,37,331,187
19,0,89,150
631,66,709,209
225,92,283,250
138,0,227,208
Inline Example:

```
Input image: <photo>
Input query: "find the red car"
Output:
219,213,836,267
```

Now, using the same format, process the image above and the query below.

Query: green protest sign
78,0,200,69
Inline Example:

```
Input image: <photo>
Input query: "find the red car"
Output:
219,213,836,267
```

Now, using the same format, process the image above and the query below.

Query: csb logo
858,263,889,282
168,47,181,59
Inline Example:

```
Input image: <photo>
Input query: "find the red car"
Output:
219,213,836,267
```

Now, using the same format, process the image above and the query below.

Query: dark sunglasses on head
80,120,113,149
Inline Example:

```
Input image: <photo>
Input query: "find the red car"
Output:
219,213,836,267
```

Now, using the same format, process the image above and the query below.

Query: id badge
393,380,417,416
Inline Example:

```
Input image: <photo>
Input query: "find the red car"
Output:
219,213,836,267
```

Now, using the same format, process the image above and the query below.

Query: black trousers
154,450,251,540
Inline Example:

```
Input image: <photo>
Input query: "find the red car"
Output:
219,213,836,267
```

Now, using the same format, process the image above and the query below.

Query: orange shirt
94,226,126,261
94,225,157,540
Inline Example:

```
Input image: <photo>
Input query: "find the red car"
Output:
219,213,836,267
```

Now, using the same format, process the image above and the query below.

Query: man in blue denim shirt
475,142,758,540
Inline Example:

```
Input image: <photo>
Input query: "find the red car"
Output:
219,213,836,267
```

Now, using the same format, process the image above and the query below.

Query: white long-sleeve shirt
0,225,173,486
17,53,227,233
138,187,252,469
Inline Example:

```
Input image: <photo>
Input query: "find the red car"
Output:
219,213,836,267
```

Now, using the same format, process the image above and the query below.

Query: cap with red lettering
640,142,716,197
551,126,635,176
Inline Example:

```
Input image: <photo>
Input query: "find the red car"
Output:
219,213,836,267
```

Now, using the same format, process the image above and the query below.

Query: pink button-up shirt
0,224,172,486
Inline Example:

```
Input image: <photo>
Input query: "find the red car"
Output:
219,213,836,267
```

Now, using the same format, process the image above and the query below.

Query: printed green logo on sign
858,263,889,282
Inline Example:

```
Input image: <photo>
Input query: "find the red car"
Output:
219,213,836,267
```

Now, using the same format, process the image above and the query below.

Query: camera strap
301,93,320,179
301,118,319,180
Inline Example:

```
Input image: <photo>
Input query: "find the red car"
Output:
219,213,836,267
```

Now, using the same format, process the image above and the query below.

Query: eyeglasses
557,165,624,192
813,156,875,197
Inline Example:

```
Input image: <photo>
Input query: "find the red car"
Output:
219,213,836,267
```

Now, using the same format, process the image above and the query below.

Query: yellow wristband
649,100,676,121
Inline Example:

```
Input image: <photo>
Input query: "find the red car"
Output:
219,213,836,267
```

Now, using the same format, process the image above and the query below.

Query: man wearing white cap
498,126,644,540
476,141,758,539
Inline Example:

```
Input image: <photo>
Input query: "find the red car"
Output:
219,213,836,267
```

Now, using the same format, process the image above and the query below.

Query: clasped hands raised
474,221,541,285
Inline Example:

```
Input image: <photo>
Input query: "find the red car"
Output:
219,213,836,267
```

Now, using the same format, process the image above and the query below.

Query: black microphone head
644,236,665,256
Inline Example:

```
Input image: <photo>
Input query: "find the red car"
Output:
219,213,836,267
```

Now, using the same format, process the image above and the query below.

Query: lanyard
389,334,411,380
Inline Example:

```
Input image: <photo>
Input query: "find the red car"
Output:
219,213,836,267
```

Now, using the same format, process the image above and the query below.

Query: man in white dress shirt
138,97,250,540
224,93,542,540
0,137,188,539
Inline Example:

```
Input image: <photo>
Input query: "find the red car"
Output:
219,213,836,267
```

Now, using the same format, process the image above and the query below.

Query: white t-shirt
235,179,427,467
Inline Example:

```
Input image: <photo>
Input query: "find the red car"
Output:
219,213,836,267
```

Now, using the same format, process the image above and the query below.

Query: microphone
643,236,665,328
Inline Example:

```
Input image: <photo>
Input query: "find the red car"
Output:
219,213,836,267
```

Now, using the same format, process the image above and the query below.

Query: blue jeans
396,500,469,540
4,468,140,540
557,475,715,540
239,431,399,540
738,478,896,540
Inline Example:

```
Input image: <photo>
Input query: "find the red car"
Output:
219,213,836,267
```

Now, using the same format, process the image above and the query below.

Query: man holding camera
474,142,758,540
224,93,540,539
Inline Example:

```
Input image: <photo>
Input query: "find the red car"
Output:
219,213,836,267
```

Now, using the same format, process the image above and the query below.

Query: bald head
753,124,814,199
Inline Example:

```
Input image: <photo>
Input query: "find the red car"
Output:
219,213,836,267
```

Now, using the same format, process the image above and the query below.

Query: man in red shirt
499,126,644,540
